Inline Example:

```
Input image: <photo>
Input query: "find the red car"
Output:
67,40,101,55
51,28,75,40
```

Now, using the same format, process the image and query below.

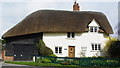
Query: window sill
90,50,102,52
55,53,63,55
66,38,75,40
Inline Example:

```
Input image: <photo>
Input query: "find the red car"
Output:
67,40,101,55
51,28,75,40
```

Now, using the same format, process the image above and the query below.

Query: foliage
36,58,41,63
5,59,120,68
36,40,53,56
0,39,6,45
41,58,52,63
104,37,120,58
50,54,57,57
5,61,62,66
49,54,57,62
36,54,57,63
36,57,52,63
0,39,6,50
35,56,120,67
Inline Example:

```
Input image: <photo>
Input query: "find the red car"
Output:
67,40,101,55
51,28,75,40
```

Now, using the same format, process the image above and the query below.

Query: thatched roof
2,10,113,38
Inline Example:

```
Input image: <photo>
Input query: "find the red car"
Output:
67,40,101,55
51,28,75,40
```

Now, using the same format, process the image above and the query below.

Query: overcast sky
0,0,119,39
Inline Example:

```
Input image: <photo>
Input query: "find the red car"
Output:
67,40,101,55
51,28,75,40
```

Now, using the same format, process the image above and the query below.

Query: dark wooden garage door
13,44,34,61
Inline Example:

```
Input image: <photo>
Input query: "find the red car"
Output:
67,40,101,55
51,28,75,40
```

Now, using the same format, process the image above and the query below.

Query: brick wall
2,50,14,61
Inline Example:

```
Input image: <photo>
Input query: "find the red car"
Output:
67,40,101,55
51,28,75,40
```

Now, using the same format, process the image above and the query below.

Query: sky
118,1,120,39
0,0,120,39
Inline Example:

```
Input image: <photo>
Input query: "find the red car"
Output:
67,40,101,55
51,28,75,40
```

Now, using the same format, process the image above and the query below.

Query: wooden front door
68,46,75,57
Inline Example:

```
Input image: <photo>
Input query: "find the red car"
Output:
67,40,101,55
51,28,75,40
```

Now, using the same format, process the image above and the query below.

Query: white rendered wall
43,32,109,57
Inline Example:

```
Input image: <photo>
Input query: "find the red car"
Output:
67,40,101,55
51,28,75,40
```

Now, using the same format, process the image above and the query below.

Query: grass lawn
5,61,120,68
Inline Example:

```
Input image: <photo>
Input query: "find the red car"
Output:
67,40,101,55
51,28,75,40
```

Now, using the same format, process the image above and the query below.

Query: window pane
95,27,97,32
72,32,75,38
95,44,97,50
92,44,94,50
59,47,62,53
55,47,58,53
67,32,70,38
90,27,94,32
98,44,101,50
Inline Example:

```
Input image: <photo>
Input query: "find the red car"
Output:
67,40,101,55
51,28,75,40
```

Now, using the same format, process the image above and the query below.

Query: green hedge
35,56,120,67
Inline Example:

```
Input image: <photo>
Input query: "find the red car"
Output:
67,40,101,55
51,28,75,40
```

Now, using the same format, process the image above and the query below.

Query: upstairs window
89,26,98,33
90,27,94,32
88,19,100,33
94,27,98,32
67,32,75,38
91,43,101,50
55,47,62,54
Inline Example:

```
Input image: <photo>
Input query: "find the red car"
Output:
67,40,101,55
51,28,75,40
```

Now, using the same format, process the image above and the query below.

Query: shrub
41,58,51,63
50,54,57,57
98,56,105,58
36,58,41,63
48,54,57,63
104,38,120,58
36,40,53,56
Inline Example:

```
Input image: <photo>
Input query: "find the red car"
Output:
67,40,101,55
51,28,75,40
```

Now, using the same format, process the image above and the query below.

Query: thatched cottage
2,2,113,61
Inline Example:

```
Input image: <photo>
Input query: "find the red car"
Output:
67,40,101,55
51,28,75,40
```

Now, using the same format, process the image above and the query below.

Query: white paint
33,56,35,62
88,19,100,27
43,21,109,57
43,32,109,57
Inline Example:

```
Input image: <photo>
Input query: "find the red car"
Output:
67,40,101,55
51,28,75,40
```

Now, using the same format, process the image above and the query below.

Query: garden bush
36,40,53,56
48,54,57,63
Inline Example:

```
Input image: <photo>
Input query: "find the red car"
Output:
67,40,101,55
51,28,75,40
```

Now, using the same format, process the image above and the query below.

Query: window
95,44,97,50
89,26,98,33
98,44,101,50
55,47,58,53
90,27,94,32
94,27,98,32
91,43,101,50
92,44,94,50
55,47,62,54
67,32,75,38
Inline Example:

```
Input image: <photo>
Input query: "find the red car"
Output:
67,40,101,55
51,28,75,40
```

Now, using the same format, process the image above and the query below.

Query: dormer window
67,32,75,38
90,26,98,33
88,19,100,33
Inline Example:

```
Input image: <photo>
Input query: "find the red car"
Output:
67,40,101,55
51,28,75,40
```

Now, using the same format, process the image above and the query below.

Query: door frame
68,46,75,57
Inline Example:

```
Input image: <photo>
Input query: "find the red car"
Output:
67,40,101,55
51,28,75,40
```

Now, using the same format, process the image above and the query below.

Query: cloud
0,1,118,38
25,2,73,14
1,0,119,2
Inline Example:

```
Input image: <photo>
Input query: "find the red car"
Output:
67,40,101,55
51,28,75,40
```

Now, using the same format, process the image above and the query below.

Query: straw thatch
2,10,113,38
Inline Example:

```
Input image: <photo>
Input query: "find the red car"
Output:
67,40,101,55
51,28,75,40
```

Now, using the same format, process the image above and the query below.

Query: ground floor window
55,47,62,54
91,43,101,50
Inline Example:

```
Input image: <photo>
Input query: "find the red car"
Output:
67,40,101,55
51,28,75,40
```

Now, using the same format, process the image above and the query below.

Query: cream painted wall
43,32,109,57
43,19,109,57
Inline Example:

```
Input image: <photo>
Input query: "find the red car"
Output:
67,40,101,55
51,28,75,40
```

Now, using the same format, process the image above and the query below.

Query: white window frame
67,32,75,38
91,43,101,51
55,46,62,54
89,26,99,33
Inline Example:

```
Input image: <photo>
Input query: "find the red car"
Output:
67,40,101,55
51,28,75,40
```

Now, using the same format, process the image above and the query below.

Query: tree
104,37,120,58
36,40,53,56
0,39,6,45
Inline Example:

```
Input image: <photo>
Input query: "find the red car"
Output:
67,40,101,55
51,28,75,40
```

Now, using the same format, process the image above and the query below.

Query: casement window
89,26,99,33
55,47,62,54
67,32,75,38
91,43,101,50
